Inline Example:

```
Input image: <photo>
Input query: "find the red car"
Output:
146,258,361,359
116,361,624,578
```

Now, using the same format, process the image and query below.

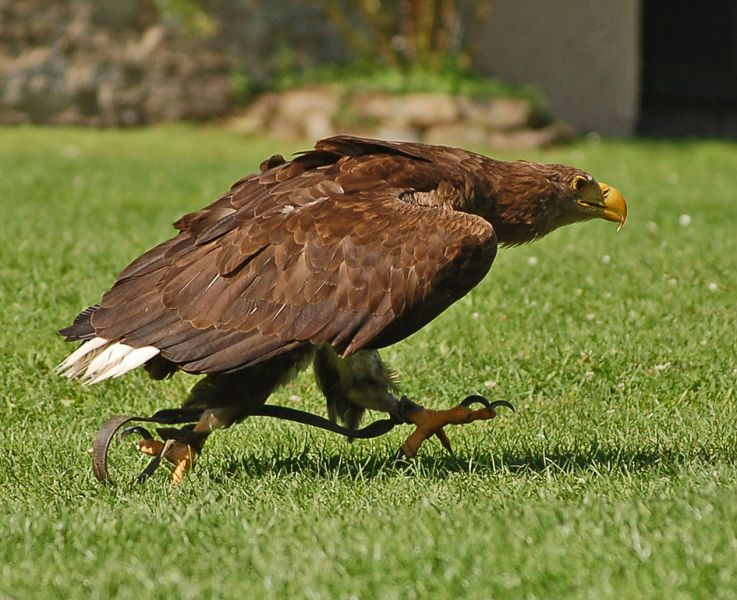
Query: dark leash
91,395,511,483
92,398,420,483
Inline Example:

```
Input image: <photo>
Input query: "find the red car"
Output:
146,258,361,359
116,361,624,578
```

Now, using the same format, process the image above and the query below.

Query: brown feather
65,134,601,376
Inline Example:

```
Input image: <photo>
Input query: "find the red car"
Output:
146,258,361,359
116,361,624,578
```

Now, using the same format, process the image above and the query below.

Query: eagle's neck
471,160,562,246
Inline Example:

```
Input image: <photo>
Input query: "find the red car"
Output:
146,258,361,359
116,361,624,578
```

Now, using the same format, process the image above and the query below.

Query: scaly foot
137,438,197,485
395,395,514,464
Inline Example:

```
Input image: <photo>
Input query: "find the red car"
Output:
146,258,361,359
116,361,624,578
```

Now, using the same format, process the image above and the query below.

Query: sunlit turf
1,125,736,598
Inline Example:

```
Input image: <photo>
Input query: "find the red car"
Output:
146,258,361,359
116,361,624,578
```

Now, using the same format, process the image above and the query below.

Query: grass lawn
1,125,736,599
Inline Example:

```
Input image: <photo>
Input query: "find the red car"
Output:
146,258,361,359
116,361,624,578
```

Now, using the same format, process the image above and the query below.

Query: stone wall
231,86,573,150
1,0,631,136
0,0,233,126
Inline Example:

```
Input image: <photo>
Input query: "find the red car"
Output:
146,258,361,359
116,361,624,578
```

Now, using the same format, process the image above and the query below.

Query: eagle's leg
140,348,314,484
138,439,195,485
314,346,401,433
313,346,512,463
137,412,221,485
396,396,514,463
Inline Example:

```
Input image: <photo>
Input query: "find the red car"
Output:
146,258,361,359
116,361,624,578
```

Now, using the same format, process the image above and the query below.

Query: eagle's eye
571,175,589,193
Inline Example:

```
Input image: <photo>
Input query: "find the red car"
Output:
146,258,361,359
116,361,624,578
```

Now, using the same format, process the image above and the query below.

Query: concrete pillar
475,0,641,135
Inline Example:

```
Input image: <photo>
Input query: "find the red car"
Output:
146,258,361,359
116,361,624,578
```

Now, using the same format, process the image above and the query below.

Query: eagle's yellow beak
576,183,628,230
597,183,627,229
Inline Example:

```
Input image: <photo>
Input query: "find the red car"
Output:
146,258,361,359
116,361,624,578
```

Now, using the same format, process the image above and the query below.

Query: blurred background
1,0,735,144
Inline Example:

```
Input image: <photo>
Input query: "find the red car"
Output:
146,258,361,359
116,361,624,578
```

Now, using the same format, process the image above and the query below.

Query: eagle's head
484,161,628,246
553,164,628,228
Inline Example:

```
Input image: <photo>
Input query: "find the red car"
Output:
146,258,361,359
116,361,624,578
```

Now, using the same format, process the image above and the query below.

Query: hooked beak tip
598,183,627,229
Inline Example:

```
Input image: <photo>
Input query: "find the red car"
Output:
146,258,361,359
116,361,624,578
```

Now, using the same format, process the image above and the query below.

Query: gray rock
278,87,341,118
302,110,335,140
487,122,575,150
229,93,281,134
401,93,460,128
424,122,489,147
353,91,459,129
352,92,401,122
373,122,422,142
460,97,539,131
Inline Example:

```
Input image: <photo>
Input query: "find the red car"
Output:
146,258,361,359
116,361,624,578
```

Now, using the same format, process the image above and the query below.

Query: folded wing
60,137,497,379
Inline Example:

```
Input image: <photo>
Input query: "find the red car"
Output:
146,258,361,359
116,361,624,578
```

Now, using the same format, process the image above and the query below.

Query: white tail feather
55,337,107,374
57,337,160,385
82,343,133,379
88,346,160,384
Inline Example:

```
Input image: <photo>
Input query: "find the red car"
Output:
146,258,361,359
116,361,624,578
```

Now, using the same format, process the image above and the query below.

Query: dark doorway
639,0,737,136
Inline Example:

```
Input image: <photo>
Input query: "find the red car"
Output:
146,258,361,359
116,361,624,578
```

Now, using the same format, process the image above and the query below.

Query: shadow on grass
213,442,727,482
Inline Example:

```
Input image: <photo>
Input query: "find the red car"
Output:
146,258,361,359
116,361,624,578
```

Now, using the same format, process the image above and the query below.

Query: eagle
57,135,627,484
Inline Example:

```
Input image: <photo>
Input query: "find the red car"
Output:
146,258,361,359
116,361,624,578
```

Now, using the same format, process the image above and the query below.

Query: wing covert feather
90,139,497,374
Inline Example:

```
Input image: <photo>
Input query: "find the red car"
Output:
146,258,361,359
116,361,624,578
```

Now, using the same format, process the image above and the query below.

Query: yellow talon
138,439,197,485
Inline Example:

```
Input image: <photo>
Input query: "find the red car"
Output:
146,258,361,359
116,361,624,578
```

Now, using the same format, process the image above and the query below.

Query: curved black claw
461,394,515,412
134,438,174,484
118,425,154,442
489,399,515,412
